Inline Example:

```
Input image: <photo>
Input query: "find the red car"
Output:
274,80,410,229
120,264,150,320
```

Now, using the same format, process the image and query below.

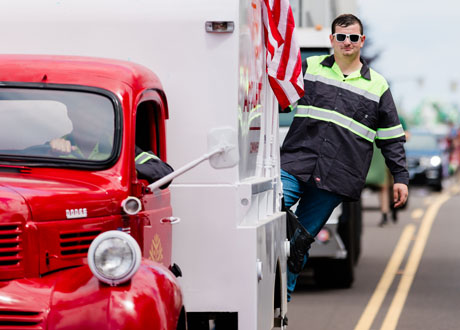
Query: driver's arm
135,146,173,188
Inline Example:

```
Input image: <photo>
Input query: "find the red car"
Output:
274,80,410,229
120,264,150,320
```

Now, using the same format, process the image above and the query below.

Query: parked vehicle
406,129,444,191
0,0,291,328
0,55,185,329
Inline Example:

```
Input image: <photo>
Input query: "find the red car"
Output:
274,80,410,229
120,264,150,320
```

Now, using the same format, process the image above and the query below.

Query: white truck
0,0,294,328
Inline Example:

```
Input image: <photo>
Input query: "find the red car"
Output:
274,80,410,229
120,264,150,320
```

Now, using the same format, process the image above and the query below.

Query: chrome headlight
430,156,441,167
88,230,141,286
420,156,441,168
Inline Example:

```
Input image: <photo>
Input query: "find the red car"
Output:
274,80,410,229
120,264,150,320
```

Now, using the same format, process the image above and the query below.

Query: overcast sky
357,0,459,118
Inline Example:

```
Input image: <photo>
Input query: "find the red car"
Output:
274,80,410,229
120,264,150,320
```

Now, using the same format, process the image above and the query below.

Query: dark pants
281,169,343,300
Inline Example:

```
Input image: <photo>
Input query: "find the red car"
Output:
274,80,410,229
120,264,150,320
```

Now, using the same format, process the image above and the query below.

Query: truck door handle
160,216,181,225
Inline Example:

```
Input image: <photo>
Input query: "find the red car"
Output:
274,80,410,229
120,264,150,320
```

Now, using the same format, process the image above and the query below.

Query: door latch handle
160,216,181,225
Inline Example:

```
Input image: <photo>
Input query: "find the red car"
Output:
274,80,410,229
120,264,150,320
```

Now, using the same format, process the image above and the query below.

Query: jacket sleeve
135,147,174,188
375,88,409,185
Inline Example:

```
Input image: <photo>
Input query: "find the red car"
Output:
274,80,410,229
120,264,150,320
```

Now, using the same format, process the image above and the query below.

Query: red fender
0,259,182,330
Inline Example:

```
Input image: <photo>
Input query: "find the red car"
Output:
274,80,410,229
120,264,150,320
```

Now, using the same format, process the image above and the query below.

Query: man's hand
393,183,408,208
50,138,74,154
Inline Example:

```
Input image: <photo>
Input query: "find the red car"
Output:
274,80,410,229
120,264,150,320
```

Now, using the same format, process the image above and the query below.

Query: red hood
0,184,30,223
0,173,119,222
0,278,52,312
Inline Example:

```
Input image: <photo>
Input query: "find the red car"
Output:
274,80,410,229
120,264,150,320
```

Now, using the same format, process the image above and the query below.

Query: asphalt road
287,176,460,330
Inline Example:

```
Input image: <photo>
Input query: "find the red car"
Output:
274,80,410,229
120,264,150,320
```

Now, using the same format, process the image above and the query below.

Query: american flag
261,0,304,109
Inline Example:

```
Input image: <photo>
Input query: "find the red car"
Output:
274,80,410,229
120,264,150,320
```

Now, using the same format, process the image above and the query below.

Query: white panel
171,184,287,330
0,0,240,185
171,185,258,329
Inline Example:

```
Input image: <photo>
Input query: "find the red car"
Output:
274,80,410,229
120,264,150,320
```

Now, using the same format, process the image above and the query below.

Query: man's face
67,108,108,141
330,23,365,58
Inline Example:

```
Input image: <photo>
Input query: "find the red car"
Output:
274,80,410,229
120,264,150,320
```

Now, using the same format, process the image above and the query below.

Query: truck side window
136,101,161,157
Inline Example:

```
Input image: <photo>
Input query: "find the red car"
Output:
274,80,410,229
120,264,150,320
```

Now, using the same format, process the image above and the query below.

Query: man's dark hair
331,14,363,35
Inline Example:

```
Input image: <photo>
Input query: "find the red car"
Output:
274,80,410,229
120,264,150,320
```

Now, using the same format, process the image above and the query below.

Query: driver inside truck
49,105,174,188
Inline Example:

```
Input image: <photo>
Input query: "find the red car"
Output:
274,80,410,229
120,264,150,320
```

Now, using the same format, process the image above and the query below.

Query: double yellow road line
354,186,456,330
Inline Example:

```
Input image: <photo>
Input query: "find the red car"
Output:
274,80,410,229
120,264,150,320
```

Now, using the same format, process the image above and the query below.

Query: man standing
281,14,409,300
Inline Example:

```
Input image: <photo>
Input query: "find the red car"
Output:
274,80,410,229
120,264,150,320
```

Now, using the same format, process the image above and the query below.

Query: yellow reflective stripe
135,152,159,165
304,73,380,103
305,55,389,97
376,124,405,140
295,105,376,142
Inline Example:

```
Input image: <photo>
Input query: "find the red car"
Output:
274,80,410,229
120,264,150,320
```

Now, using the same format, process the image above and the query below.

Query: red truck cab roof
0,54,166,104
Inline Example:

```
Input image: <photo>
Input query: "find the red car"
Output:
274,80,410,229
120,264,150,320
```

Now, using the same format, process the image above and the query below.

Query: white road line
410,208,424,220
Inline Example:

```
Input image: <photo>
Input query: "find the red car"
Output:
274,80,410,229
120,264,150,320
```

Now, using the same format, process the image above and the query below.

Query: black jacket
135,146,173,188
281,55,408,201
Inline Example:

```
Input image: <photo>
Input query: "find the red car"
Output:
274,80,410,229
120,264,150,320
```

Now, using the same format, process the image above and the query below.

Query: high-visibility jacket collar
320,54,371,80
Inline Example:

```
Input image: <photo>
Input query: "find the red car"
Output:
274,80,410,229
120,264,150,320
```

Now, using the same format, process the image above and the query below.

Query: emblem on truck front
149,234,163,263
66,208,88,219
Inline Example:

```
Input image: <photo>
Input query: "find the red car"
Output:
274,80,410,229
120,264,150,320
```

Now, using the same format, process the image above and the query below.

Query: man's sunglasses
333,33,362,43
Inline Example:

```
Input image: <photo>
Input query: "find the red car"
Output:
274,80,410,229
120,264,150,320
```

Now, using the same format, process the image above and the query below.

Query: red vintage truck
0,55,185,329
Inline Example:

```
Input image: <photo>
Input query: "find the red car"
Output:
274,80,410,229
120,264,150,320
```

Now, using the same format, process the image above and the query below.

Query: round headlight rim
93,237,135,280
88,230,142,286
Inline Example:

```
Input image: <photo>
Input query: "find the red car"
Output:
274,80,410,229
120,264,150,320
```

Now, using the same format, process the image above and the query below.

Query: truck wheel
313,212,355,289
313,200,360,288
313,255,354,288
432,182,443,192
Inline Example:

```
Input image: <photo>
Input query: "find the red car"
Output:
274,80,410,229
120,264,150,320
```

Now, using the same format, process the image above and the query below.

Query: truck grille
59,229,101,258
0,223,23,267
0,310,44,329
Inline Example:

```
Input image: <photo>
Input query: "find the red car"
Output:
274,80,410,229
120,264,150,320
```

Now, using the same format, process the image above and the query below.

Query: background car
405,129,445,191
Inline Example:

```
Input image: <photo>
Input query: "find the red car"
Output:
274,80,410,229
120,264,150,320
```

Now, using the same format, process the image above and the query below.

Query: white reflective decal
66,208,88,219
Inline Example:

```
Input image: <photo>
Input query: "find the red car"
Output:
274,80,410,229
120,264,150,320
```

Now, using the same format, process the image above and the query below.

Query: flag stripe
262,0,304,109
277,8,294,79
272,0,281,30
264,0,283,46
263,25,275,58
268,76,290,108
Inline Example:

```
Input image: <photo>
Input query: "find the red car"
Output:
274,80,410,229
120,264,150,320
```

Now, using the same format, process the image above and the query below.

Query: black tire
313,255,354,288
432,181,443,192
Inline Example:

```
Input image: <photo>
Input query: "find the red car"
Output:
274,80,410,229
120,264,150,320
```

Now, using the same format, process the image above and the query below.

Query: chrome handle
160,216,181,225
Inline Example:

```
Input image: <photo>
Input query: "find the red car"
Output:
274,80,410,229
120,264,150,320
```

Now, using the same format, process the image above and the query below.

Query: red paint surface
0,55,181,329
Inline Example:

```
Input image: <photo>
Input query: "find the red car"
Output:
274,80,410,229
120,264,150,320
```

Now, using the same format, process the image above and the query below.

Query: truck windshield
0,88,115,162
